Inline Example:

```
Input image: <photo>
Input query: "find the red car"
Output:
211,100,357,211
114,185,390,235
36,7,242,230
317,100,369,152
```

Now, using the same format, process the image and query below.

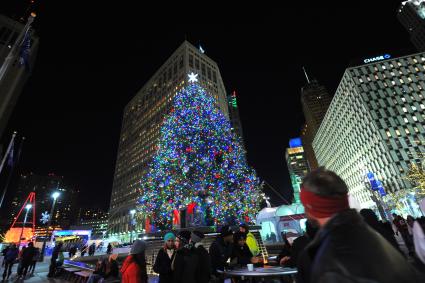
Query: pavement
1,257,70,283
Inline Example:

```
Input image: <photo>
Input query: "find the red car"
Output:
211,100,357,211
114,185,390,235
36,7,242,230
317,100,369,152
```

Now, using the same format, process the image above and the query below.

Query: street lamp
130,209,136,243
40,191,60,262
18,204,32,247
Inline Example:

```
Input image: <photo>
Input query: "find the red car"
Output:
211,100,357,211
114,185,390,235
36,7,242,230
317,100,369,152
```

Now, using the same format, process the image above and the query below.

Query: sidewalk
1,259,70,283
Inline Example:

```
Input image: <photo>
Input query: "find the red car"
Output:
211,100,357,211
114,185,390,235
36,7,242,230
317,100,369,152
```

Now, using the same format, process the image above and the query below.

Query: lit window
386,131,391,137
413,116,418,121
405,128,410,134
395,130,401,136
412,106,417,111
404,118,409,123
402,107,408,113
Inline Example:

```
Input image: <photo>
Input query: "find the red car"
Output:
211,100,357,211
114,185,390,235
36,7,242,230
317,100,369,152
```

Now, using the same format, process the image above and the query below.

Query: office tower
285,138,309,204
228,90,245,145
109,41,229,234
300,69,332,170
313,52,425,209
76,208,108,238
398,0,425,51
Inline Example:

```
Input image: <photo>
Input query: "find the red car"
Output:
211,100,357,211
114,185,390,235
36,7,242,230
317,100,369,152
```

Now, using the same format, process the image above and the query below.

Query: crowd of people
292,168,425,283
1,168,425,283
117,223,263,283
1,242,40,281
119,168,425,283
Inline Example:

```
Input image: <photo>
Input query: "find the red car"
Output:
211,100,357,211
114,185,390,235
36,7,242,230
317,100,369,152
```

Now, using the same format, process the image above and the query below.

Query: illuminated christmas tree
139,73,261,229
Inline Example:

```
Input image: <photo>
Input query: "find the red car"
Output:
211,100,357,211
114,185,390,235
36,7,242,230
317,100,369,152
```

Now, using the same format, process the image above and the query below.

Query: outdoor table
218,266,297,282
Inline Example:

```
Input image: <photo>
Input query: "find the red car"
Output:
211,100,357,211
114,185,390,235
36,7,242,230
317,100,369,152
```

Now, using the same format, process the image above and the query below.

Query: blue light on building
289,137,302,148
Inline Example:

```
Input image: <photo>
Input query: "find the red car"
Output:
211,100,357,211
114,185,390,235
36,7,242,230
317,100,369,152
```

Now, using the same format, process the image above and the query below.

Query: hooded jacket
246,232,260,256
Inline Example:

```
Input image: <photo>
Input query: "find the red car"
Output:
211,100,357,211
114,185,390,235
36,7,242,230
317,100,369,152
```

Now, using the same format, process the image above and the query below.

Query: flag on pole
19,31,31,71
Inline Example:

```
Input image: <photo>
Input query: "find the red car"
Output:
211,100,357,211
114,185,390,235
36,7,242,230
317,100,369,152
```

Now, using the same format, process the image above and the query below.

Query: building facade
0,15,39,140
109,41,229,234
285,138,309,204
313,52,425,209
300,78,332,170
77,208,108,238
9,173,79,229
398,0,425,51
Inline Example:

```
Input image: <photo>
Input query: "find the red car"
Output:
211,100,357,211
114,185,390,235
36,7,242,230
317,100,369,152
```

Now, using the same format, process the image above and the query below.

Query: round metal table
218,266,297,282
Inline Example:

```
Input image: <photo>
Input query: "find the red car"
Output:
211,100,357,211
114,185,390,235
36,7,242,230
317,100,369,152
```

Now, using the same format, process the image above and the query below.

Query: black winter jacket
172,245,206,283
297,209,425,283
194,244,211,283
231,243,253,265
153,248,174,283
209,237,233,275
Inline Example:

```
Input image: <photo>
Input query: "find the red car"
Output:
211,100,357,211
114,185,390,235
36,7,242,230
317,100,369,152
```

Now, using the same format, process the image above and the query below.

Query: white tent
256,203,306,243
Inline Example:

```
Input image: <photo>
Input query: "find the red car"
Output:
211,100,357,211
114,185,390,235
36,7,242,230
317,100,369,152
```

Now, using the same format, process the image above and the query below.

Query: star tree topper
188,72,198,83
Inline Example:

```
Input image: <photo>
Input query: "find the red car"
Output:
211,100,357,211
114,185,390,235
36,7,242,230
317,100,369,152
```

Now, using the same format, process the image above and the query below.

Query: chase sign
363,54,391,64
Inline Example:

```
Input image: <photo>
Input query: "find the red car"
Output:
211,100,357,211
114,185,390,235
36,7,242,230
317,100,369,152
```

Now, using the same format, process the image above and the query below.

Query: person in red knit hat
297,167,424,283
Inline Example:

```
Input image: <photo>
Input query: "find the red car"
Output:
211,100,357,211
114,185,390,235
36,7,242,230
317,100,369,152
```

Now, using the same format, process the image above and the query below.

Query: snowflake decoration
40,211,50,224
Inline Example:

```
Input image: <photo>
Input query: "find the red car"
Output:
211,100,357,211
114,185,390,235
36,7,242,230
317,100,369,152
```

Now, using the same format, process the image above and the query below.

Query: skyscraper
227,90,244,145
398,0,425,51
109,41,229,235
285,138,309,204
300,70,332,170
0,15,39,140
76,208,108,238
313,52,425,210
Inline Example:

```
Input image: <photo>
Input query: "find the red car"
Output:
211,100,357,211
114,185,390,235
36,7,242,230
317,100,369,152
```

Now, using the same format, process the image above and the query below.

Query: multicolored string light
138,80,261,229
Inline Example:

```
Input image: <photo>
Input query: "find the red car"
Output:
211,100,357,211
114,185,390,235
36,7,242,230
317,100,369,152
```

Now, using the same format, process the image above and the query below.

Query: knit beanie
130,239,147,255
164,232,176,242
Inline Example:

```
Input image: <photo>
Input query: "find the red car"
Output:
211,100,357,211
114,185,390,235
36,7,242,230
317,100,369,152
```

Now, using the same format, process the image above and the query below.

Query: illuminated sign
366,172,386,196
363,54,391,64
230,91,238,108
289,138,302,148
287,147,304,154
53,230,91,236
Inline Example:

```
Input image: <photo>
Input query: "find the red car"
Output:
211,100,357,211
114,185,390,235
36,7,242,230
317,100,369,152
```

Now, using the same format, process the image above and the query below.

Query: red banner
187,202,197,214
173,209,180,225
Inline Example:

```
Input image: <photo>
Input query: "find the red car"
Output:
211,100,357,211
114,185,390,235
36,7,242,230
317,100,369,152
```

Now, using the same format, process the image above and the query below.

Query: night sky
0,1,415,210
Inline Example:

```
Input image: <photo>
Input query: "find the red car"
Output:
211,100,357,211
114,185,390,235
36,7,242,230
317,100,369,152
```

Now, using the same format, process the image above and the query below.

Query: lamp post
18,204,32,248
40,192,60,262
130,209,136,243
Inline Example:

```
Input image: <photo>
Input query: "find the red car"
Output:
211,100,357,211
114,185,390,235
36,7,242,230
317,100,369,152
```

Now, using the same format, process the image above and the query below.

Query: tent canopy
276,203,305,216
